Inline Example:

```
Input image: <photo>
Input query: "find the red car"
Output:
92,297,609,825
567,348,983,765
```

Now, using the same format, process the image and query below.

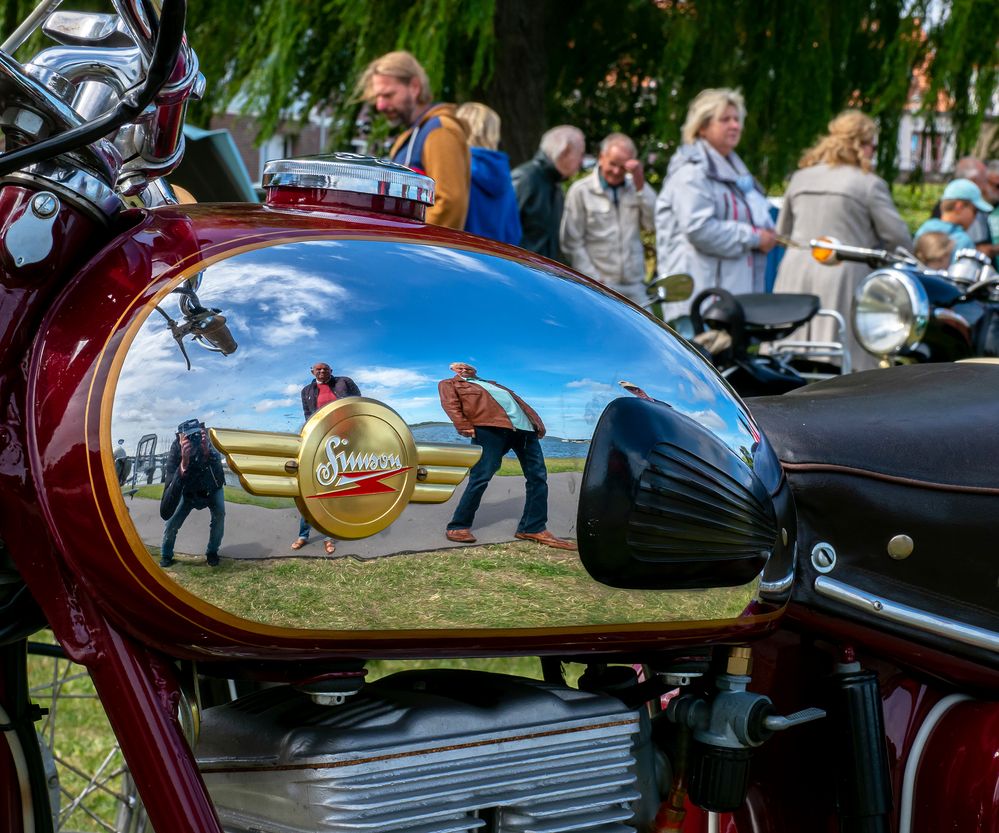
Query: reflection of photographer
159,419,225,568
113,438,130,485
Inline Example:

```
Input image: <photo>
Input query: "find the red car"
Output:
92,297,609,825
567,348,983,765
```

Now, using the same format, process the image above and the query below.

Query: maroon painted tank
26,155,791,661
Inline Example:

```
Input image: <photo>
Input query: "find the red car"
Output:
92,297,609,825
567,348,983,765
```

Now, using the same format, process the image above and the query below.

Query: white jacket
560,170,656,304
655,140,773,318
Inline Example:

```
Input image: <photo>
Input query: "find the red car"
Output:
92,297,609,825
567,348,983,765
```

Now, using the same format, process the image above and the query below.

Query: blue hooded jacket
464,147,522,245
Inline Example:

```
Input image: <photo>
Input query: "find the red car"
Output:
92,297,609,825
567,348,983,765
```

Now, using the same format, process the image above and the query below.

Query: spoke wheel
27,636,149,833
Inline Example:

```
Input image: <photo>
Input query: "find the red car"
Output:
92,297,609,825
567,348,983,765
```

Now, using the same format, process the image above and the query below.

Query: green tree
1,0,994,182
163,1,999,184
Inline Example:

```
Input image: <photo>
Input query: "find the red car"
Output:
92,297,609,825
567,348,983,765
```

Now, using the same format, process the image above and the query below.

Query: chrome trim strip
8,161,122,218
814,576,999,653
759,570,794,594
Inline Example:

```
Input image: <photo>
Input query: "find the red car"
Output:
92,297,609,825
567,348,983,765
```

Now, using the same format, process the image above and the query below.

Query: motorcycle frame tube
28,202,784,662
85,619,223,833
787,602,999,691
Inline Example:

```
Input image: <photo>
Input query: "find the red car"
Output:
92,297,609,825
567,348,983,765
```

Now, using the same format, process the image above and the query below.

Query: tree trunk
484,0,548,167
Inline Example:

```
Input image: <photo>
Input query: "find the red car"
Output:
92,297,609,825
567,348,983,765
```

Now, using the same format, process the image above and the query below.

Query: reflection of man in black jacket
159,419,225,568
292,362,361,553
301,362,360,419
512,125,585,262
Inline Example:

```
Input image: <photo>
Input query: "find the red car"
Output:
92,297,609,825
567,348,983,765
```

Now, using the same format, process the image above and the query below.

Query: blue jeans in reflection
448,426,548,534
296,515,332,544
160,488,225,566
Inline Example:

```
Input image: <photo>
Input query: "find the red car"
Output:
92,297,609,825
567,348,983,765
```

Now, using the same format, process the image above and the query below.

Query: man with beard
358,51,470,229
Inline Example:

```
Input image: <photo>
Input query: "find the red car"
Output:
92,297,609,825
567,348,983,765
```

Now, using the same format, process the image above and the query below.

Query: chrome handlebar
0,0,198,204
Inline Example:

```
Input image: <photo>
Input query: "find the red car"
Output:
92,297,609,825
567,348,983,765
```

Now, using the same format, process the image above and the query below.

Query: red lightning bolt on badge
309,466,412,499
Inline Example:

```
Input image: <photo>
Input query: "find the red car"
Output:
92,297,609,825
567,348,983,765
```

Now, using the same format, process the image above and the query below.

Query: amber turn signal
811,237,839,265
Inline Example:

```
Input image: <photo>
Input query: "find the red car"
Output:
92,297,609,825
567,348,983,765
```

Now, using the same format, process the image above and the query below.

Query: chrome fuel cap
262,153,434,218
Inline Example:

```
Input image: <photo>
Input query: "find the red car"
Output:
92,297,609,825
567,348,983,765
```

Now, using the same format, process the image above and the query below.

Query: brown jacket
390,103,470,229
438,377,546,438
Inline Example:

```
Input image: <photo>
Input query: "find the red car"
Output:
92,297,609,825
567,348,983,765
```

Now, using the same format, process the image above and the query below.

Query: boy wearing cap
915,178,994,262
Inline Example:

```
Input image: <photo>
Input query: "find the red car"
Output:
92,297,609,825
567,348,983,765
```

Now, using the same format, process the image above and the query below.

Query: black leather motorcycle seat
747,363,999,491
733,293,820,329
747,363,999,665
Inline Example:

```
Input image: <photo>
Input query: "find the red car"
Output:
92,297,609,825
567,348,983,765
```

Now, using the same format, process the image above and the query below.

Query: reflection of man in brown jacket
438,363,575,550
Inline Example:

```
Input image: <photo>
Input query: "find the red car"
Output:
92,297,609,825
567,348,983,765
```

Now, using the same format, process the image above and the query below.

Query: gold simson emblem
211,398,482,539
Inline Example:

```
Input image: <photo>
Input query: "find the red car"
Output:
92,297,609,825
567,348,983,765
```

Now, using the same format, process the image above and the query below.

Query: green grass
497,456,585,476
162,541,751,631
27,632,129,832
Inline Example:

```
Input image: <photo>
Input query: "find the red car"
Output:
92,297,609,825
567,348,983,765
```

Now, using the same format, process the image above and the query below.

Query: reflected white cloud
566,378,617,393
254,397,296,412
351,366,434,390
110,238,757,470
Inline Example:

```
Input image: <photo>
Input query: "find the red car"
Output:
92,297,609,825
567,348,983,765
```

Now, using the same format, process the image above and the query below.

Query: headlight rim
852,268,930,358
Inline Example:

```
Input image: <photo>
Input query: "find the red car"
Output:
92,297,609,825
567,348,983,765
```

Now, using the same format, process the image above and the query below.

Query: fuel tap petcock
666,647,826,812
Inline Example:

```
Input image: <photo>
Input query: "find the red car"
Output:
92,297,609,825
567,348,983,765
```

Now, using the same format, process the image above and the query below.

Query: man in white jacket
560,133,656,305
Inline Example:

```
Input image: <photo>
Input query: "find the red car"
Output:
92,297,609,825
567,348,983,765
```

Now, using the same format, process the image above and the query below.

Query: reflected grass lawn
162,541,751,630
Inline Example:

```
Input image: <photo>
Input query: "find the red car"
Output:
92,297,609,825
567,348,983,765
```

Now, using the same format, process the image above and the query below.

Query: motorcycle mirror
646,273,694,303
192,314,237,355
811,237,840,265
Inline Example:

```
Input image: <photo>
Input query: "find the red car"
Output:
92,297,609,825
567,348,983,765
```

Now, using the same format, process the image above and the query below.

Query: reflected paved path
126,473,581,561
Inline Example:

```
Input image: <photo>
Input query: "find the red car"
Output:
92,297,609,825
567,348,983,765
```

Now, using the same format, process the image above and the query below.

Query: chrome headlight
852,269,929,357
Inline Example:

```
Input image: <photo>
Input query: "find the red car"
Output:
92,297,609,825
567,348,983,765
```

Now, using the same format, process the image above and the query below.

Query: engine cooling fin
197,671,650,833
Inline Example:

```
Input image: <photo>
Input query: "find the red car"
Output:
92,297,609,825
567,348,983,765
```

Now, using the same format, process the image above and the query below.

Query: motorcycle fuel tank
27,155,794,660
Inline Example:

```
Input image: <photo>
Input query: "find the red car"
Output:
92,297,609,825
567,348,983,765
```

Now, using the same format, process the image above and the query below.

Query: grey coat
773,163,912,371
655,140,773,319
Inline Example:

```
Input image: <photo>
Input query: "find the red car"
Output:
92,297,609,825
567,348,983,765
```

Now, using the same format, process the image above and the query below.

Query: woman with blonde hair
773,110,911,371
455,102,521,245
654,88,776,318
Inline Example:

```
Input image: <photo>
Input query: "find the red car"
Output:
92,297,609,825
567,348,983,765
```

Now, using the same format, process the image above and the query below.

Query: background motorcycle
811,237,999,365
645,275,850,395
0,3,996,833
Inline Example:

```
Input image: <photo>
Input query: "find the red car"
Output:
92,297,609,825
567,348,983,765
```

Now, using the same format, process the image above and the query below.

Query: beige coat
774,163,912,371
560,170,656,305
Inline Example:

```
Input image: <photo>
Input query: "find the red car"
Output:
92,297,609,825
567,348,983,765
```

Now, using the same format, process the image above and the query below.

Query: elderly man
301,361,360,419
560,132,656,304
357,50,470,229
512,125,585,262
437,362,575,550
293,362,361,553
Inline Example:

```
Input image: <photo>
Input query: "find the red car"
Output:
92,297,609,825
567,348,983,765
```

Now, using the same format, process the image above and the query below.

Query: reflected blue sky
112,239,753,456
